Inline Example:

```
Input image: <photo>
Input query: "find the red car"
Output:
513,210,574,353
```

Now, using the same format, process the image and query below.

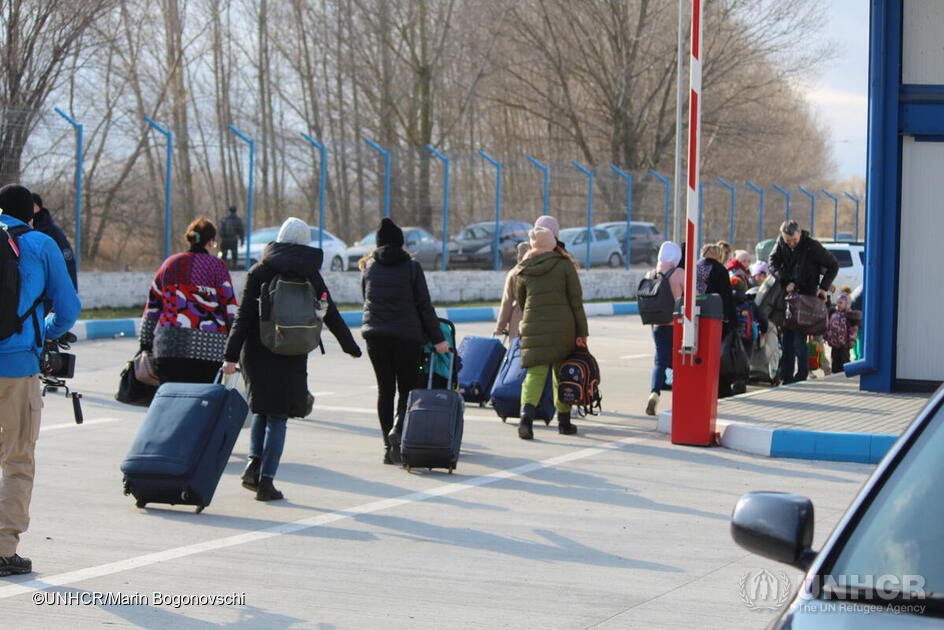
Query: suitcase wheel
181,490,192,503
501,417,507,423
135,500,146,509
478,401,485,408
544,419,551,426
406,465,413,473
195,506,205,514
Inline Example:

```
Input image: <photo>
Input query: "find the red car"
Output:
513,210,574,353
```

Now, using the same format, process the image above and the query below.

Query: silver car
558,227,624,268
346,226,444,271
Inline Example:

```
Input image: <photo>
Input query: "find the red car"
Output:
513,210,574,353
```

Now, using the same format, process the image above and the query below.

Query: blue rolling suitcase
489,337,556,424
401,353,464,473
457,336,505,405
121,375,248,512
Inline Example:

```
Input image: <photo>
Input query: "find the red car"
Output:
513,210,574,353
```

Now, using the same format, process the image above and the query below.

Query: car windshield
821,398,944,603
558,228,587,244
249,227,280,243
459,224,494,240
358,232,376,246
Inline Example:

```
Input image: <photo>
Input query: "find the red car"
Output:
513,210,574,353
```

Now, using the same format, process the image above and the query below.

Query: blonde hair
701,244,721,262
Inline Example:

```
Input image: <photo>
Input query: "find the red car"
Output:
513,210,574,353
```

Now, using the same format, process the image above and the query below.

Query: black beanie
31,192,43,209
0,184,35,223
376,217,404,248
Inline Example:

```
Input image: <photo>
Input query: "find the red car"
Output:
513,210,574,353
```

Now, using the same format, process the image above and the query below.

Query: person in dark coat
31,193,77,290
696,244,736,397
768,220,839,384
218,205,245,268
223,217,361,501
360,217,447,464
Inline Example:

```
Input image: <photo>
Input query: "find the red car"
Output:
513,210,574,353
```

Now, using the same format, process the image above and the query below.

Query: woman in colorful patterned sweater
139,216,238,384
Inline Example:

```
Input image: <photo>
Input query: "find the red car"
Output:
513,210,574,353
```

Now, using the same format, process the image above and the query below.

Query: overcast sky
801,0,870,180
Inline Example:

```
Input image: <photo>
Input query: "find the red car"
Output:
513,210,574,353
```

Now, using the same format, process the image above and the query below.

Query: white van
821,242,864,294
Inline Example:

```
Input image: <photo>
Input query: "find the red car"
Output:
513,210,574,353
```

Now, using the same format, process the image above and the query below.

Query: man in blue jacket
0,184,80,577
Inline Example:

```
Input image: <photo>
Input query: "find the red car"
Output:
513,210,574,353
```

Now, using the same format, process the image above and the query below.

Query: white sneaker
645,392,659,416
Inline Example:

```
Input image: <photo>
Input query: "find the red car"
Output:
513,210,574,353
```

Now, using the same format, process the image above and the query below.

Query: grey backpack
259,274,323,355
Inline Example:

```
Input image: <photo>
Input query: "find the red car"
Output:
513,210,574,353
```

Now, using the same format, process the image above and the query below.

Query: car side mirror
731,492,816,570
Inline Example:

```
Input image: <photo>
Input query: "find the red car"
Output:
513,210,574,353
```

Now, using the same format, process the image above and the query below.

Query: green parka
515,251,589,368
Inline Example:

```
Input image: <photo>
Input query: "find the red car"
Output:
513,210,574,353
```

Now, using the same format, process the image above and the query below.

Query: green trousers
521,364,570,413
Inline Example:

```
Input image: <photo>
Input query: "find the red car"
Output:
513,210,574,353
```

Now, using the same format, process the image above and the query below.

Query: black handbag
116,358,157,406
720,331,750,382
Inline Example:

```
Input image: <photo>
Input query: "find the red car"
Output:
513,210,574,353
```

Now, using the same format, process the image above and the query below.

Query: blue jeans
651,325,674,393
780,328,809,383
250,414,288,478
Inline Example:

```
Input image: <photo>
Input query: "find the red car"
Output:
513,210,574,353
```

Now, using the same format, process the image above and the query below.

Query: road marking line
41,417,123,433
619,354,651,360
0,434,643,600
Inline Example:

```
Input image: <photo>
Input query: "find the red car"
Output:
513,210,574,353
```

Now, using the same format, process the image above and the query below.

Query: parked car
596,221,662,265
235,225,348,271
446,220,531,269
730,385,944,627
558,227,624,268
345,226,444,271
821,241,864,295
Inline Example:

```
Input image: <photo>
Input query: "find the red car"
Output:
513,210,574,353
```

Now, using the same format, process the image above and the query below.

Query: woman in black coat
360,217,447,464
223,218,362,501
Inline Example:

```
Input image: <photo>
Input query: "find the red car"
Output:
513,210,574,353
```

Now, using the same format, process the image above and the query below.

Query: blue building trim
849,0,902,392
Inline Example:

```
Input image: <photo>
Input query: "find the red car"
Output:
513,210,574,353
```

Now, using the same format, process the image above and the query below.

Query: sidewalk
658,374,932,464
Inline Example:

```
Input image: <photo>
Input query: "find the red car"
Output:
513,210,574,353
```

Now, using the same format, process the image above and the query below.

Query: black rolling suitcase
120,373,248,512
400,352,464,473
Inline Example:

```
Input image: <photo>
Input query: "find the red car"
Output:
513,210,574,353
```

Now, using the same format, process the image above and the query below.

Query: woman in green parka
515,222,589,439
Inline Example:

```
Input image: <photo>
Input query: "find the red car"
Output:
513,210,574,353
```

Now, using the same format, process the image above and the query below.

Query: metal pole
365,139,391,218
479,151,503,271
798,186,816,237
648,169,671,239
745,181,765,246
672,0,686,243
716,176,736,246
843,192,860,241
228,125,255,269
822,189,839,241
300,133,327,249
145,117,173,261
426,145,450,271
54,107,83,272
680,0,703,352
772,184,791,223
525,155,550,216
572,161,594,270
611,165,633,269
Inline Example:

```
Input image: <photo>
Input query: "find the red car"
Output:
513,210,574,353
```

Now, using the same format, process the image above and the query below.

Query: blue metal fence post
648,169,671,238
426,145,450,271
479,151,503,270
611,166,633,269
54,107,83,272
300,133,327,249
772,184,791,223
365,139,391,218
843,192,861,241
145,117,173,261
798,186,816,237
716,177,736,245
572,161,594,270
228,125,255,269
525,155,550,216
822,189,839,241
745,181,765,245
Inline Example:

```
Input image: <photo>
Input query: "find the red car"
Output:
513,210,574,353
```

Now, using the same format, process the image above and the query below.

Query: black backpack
0,223,43,342
636,267,677,325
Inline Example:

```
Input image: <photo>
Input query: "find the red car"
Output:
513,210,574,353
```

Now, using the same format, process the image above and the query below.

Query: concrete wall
78,268,647,309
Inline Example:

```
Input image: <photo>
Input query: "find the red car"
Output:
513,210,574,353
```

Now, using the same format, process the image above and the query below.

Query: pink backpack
826,311,855,349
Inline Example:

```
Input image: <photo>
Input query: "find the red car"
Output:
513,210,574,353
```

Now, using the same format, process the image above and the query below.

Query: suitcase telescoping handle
427,349,456,390
214,369,241,390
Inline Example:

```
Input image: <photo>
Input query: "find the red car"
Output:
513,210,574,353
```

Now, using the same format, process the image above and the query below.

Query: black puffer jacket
768,231,839,296
361,246,444,344
33,207,77,289
224,242,361,417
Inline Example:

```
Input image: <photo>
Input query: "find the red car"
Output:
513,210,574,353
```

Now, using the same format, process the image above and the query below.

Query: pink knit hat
533,215,560,238
528,226,556,252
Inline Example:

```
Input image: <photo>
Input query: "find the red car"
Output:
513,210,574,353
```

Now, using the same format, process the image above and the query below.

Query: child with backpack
640,241,684,415
825,290,859,373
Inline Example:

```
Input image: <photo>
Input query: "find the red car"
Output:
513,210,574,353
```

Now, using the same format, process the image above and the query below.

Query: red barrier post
671,294,723,446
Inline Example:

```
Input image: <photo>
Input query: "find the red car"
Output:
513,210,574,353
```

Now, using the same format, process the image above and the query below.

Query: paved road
1,319,873,628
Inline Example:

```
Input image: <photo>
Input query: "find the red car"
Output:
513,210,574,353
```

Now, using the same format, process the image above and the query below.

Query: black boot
558,411,577,435
387,427,402,464
518,403,536,440
255,476,284,501
241,456,261,491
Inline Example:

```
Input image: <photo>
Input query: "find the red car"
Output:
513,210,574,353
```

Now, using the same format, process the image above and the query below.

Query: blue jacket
0,214,81,377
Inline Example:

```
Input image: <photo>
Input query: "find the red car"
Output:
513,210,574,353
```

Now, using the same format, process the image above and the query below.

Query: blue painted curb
72,301,639,341
770,429,899,464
